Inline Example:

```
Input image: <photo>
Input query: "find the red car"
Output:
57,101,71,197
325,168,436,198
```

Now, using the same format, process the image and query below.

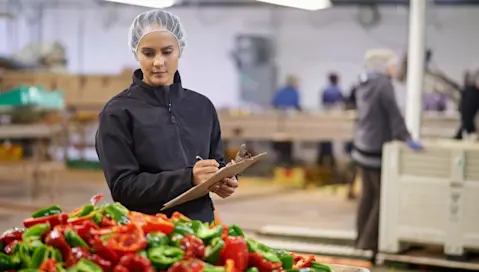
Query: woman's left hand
211,177,239,199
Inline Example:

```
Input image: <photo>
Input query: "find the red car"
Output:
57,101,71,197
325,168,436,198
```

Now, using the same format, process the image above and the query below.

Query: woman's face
137,30,180,86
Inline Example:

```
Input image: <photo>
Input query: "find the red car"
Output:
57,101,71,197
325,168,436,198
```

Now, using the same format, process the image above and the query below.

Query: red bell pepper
90,238,120,264
225,259,238,272
116,253,155,272
39,259,59,272
45,230,75,267
291,253,315,269
129,212,175,235
167,259,205,272
220,236,249,271
100,217,117,228
248,252,282,272
91,254,113,271
72,221,99,243
180,234,205,260
113,265,129,272
3,240,19,255
70,246,113,271
24,213,68,228
170,211,190,222
221,225,229,240
106,224,147,253
90,193,104,206
1,228,24,246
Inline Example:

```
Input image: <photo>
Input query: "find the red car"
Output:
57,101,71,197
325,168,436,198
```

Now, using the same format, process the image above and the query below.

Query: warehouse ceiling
1,0,479,8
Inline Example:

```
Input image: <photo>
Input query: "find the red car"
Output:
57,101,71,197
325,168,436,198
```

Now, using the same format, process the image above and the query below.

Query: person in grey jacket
352,49,422,253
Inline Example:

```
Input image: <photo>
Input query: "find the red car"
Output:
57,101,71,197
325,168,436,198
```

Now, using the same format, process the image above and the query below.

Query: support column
405,0,427,140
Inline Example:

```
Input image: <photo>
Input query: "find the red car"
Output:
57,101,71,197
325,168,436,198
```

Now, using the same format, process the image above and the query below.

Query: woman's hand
211,177,239,199
192,159,219,186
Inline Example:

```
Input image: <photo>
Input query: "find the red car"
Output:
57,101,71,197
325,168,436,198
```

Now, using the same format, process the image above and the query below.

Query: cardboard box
1,71,59,91
57,75,82,104
1,72,36,91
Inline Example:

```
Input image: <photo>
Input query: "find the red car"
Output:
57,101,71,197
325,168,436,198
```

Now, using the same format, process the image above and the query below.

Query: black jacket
95,69,225,223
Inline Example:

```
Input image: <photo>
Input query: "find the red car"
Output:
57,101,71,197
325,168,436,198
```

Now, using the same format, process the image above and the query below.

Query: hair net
128,9,186,56
364,49,398,72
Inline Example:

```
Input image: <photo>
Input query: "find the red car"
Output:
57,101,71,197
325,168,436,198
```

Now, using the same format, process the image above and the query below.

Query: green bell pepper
92,212,104,225
246,268,259,272
31,244,48,268
31,205,62,219
204,263,226,272
105,204,129,225
0,252,20,270
65,230,89,248
203,237,225,265
148,246,184,269
67,258,103,272
77,204,94,217
56,263,67,272
18,269,40,272
311,262,333,272
27,237,44,251
31,244,63,268
278,253,294,269
169,233,184,247
246,239,281,263
195,223,223,242
273,249,294,269
172,224,195,236
147,232,170,248
228,224,244,237
13,242,32,268
22,223,51,241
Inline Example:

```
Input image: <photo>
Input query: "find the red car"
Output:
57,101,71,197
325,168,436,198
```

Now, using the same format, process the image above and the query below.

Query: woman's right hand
192,159,220,186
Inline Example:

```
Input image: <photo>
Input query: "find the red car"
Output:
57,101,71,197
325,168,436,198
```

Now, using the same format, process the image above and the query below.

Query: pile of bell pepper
0,194,334,272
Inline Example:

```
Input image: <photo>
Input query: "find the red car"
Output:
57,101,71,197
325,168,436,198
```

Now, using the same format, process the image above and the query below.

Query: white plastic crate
379,140,479,256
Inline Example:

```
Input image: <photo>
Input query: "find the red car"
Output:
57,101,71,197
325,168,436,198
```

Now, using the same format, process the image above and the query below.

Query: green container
0,85,64,109
66,159,102,170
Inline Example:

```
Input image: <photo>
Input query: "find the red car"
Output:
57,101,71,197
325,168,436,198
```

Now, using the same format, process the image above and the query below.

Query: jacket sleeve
380,80,411,141
95,109,194,206
208,106,226,167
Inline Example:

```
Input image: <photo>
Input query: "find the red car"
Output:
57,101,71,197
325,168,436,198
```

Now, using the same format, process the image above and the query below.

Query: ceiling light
256,0,332,11
103,0,176,9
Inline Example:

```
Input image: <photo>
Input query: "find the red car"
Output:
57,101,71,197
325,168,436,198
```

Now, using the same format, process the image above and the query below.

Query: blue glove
406,139,423,151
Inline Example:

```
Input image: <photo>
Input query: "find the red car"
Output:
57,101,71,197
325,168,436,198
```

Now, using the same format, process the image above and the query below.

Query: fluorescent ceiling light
103,0,176,8
256,0,332,11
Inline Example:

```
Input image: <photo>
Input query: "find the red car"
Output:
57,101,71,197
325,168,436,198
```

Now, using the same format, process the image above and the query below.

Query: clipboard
161,152,267,211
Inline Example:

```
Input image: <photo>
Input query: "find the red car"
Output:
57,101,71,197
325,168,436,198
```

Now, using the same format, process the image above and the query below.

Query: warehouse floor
0,171,419,271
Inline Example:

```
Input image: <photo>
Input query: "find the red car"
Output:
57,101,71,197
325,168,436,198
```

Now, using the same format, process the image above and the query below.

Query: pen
196,156,203,161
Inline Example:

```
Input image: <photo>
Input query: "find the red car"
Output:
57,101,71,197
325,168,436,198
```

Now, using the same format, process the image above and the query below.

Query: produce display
0,194,335,272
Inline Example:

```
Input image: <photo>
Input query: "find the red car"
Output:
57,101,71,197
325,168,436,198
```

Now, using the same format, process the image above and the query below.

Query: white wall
1,3,479,108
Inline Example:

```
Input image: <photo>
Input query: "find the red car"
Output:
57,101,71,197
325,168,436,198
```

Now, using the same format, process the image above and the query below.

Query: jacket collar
129,69,185,106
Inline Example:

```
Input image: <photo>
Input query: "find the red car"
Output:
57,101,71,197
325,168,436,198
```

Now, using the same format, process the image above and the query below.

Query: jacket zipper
167,90,189,165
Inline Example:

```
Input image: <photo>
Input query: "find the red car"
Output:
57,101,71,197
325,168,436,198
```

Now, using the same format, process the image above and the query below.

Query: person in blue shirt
272,76,301,166
272,75,301,110
322,73,344,109
317,73,343,168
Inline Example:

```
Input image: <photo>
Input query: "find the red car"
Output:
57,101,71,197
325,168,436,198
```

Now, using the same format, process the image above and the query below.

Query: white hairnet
364,49,398,72
128,9,186,56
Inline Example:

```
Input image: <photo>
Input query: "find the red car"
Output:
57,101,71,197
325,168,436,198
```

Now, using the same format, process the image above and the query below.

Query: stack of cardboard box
0,68,133,108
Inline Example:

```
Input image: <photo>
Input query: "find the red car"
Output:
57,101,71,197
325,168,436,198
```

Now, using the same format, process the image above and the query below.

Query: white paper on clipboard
161,152,267,211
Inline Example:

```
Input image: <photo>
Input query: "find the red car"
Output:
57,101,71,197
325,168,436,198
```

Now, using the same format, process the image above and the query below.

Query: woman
95,9,238,223
351,49,422,254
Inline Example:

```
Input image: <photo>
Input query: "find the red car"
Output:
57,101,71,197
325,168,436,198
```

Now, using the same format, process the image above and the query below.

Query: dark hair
329,73,338,85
